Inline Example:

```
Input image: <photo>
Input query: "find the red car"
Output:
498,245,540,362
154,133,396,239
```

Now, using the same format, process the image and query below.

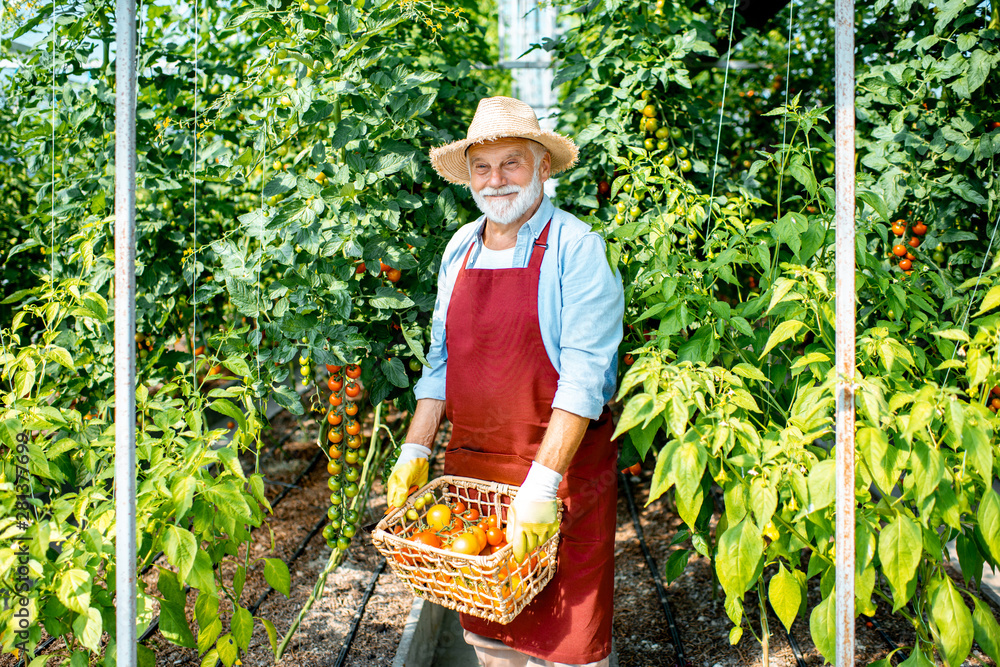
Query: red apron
443,221,617,664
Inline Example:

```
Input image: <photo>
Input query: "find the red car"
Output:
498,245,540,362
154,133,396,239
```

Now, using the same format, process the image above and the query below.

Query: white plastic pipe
834,0,856,661
114,0,138,663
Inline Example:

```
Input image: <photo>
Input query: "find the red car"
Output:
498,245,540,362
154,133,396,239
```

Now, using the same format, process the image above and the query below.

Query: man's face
467,138,550,225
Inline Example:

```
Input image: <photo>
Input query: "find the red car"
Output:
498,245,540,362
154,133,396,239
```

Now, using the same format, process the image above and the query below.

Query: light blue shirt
413,195,625,420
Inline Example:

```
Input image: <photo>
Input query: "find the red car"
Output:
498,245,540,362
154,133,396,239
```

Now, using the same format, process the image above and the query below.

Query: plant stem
758,579,770,667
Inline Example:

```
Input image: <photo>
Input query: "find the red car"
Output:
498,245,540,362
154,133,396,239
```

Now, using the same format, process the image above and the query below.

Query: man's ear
539,150,552,182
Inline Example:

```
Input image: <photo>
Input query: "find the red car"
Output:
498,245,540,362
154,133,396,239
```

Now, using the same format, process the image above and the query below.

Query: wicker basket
371,475,561,624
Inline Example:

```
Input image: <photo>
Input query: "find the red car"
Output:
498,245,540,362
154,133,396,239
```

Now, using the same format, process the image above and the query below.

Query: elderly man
386,96,624,667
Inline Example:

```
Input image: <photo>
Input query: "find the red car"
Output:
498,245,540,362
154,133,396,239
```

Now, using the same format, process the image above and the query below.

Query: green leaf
931,328,970,342
974,284,1000,316
197,617,222,657
164,525,198,581
72,607,103,652
231,606,253,651
199,650,219,667
929,575,972,667
172,476,196,522
673,439,707,518
976,489,1000,564
731,363,768,382
159,598,196,648
45,346,74,370
222,357,251,380
750,477,777,530
663,549,690,584
809,591,836,664
195,591,220,630
612,392,656,439
716,517,764,599
260,617,279,654
910,440,942,506
188,549,218,595
807,459,835,512
956,531,985,587
972,597,1000,665
381,357,409,388
264,558,291,597
759,320,806,358
210,399,248,433
202,480,253,523
137,645,156,667
58,569,92,615
877,514,922,611
898,645,935,667
769,564,802,632
216,634,238,667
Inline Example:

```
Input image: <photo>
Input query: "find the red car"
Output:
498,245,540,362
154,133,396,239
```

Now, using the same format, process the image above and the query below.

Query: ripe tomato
992,386,1000,397
471,526,488,552
992,398,1000,410
486,526,504,546
427,504,452,530
328,429,343,444
345,382,361,398
355,262,366,275
346,420,361,435
328,412,343,426
465,508,480,521
386,268,402,283
329,393,343,406
624,353,635,366
912,222,928,235
411,531,442,549
628,462,642,475
347,434,362,449
451,533,480,555
892,244,907,257
328,447,342,460
326,364,342,373
345,402,358,416
346,364,362,379
641,104,656,118
485,514,500,529
908,236,921,248
899,259,912,271
597,180,610,195
328,377,343,392
452,501,467,514
891,223,906,236
905,251,916,261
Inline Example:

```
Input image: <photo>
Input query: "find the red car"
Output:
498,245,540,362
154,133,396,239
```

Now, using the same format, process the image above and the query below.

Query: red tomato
452,501,467,514
908,236,921,248
912,222,928,235
345,382,361,398
326,364,342,373
328,377,344,392
465,508,480,522
386,268,402,283
346,364,362,379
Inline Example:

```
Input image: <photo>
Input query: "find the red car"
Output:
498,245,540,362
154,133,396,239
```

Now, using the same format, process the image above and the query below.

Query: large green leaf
929,575,973,667
759,320,806,359
877,514,921,611
672,439,707,515
977,489,1000,564
972,597,1000,665
57,569,92,615
72,607,102,652
768,564,801,632
164,525,198,581
264,558,291,597
716,517,764,599
809,591,836,664
231,606,254,651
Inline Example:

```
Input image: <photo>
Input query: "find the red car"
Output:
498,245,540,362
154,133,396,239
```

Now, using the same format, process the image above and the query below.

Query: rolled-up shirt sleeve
551,233,624,420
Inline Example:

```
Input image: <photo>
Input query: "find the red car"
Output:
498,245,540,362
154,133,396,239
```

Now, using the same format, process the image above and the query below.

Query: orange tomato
471,526,488,552
410,531,442,549
486,526,504,546
451,533,480,555
329,393,343,406
452,501,467,514
328,429,343,444
426,504,452,530
345,382,361,398
346,420,361,435
346,364,362,379
328,412,343,426
326,364,342,373
485,514,500,528
345,402,358,416
328,377,343,391
465,508,480,521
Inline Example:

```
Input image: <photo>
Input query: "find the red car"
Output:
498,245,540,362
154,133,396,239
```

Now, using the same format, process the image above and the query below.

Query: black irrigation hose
620,472,688,667
870,615,908,664
333,559,387,667
782,624,809,667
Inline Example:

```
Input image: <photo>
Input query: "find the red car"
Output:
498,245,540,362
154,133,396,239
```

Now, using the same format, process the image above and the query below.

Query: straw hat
429,96,579,185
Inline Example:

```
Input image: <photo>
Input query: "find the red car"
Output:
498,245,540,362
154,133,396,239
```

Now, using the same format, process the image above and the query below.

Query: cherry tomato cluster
889,217,928,275
989,386,1000,413
397,497,507,557
636,91,692,178
322,363,366,550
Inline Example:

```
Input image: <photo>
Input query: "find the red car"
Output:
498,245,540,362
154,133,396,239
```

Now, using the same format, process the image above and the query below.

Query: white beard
470,167,543,225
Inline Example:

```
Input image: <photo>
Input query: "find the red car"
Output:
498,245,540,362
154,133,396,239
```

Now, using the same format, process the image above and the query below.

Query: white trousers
463,630,614,667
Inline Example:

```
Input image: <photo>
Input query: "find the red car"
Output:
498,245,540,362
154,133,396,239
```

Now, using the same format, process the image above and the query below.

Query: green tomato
630,206,642,218
322,524,337,540
327,477,342,492
615,202,627,214
423,492,435,506
316,3,329,13
341,523,356,538
329,493,342,506
409,358,423,372
657,140,669,151
622,182,632,192
663,154,676,168
644,138,656,151
345,509,360,524
345,450,359,464
328,518,341,530
406,508,419,521
679,159,693,173
414,496,426,510
357,447,368,460
328,460,342,475
337,536,351,550
669,126,683,140
345,465,360,482
655,127,669,140
614,214,625,224
933,251,946,263
327,506,342,521
344,482,359,498
675,146,689,159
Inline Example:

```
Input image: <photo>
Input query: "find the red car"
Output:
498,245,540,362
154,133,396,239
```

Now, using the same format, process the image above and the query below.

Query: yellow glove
386,444,430,508
506,499,559,564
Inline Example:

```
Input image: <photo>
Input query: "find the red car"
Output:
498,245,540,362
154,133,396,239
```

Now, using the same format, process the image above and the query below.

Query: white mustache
479,185,521,196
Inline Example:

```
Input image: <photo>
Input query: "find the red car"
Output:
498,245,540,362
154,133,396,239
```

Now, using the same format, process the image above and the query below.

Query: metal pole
114,0,138,663
834,0,856,660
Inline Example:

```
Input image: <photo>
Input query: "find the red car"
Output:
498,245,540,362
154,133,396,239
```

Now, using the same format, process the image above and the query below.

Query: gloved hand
506,462,562,564
386,443,430,508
